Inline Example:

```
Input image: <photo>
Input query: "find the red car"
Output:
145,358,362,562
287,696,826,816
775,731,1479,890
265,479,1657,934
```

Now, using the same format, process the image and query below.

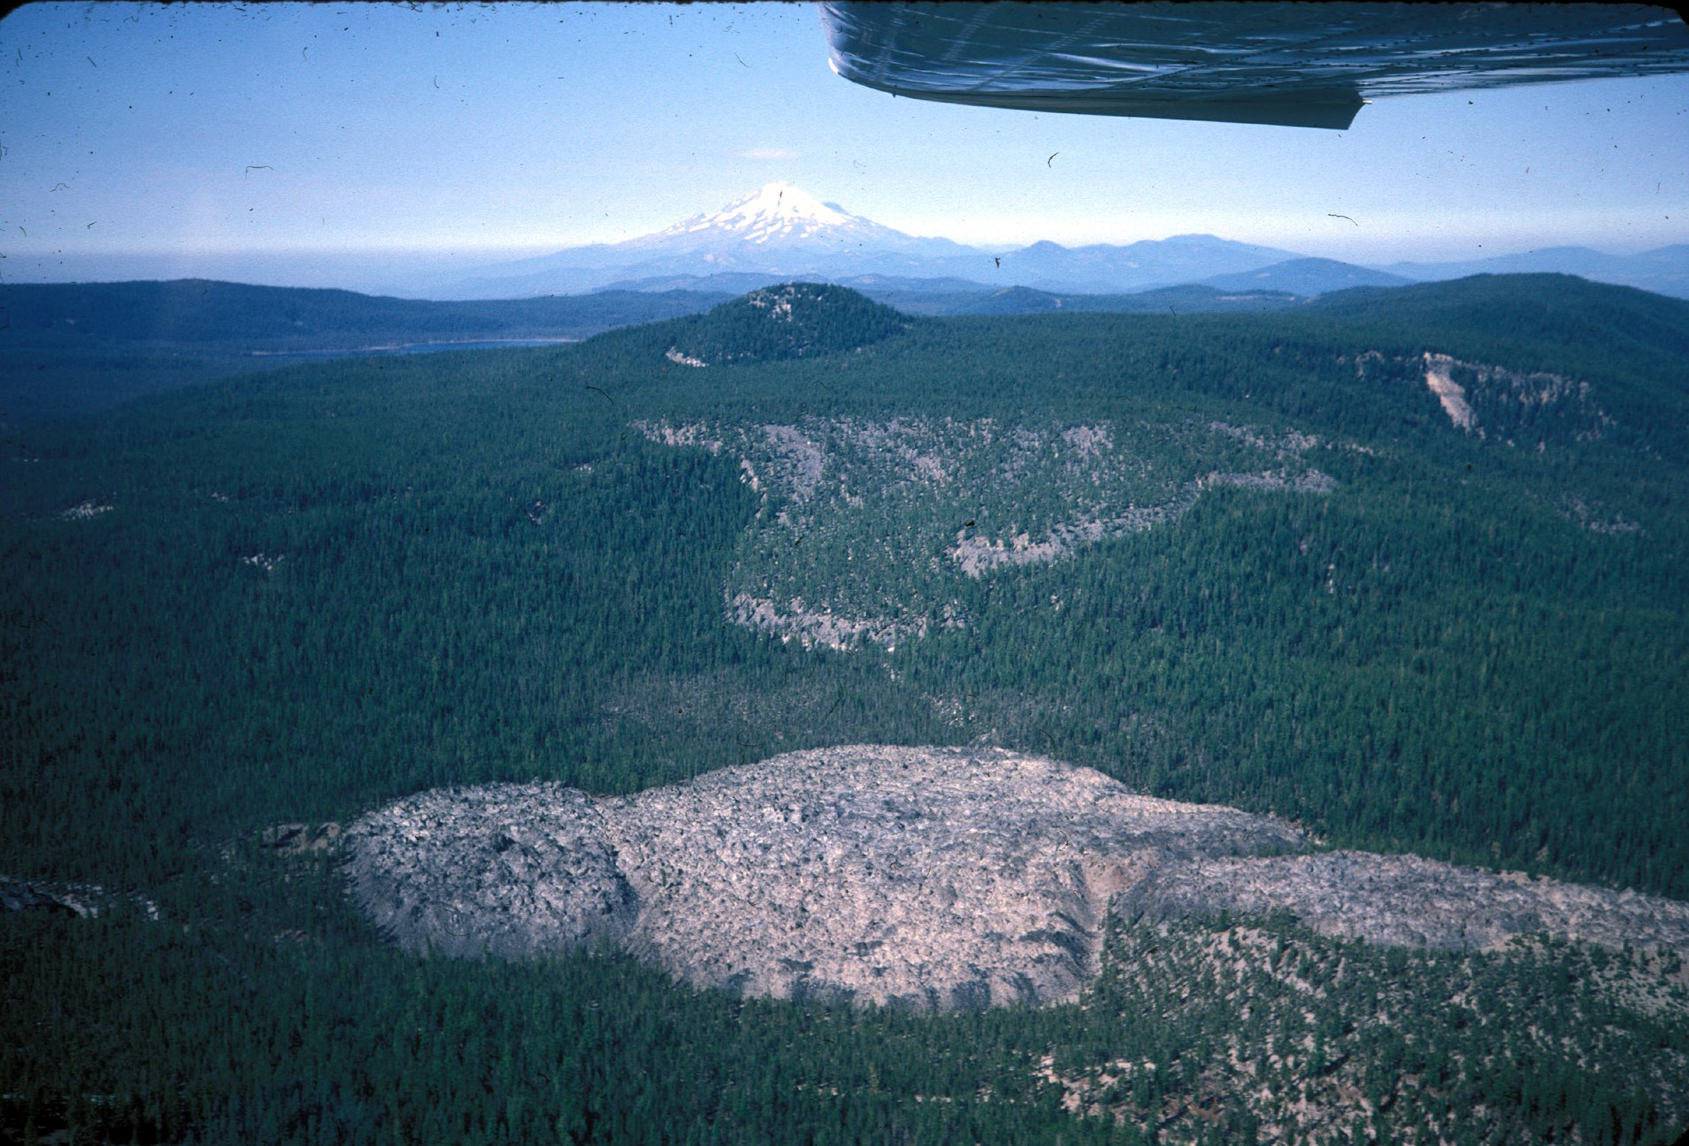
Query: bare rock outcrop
1121,850,1689,953
346,746,1301,1006
259,821,342,854
0,875,160,920
344,746,1689,1009
593,747,1300,1008
346,784,635,959
0,876,82,917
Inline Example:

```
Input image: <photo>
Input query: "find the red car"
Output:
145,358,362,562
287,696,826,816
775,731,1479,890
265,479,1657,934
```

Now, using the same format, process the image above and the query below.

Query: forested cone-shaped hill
3,273,1688,1144
661,281,909,365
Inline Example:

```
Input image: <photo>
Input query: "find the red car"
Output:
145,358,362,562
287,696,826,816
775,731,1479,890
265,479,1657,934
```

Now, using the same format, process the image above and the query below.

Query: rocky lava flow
345,746,1689,1009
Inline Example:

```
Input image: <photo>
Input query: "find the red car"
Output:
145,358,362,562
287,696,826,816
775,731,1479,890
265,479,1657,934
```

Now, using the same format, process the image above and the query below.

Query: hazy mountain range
392,181,1689,301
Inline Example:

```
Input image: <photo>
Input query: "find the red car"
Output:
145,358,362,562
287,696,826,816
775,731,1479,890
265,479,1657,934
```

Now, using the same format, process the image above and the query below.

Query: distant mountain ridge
404,183,1313,300
985,234,1305,295
404,181,1689,302
1384,244,1689,299
1198,257,1413,295
424,182,980,299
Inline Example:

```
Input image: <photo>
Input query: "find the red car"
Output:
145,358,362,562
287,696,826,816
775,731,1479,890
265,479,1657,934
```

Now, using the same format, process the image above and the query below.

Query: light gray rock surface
1121,850,1689,953
344,745,1689,1008
592,746,1302,1008
0,876,81,917
345,784,635,959
346,746,1301,1005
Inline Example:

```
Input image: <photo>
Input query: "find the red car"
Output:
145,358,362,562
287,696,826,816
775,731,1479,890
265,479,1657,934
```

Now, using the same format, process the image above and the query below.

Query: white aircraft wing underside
819,2,1689,129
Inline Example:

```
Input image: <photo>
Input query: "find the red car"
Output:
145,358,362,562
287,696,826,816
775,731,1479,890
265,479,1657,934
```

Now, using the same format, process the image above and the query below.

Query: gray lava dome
345,745,1689,1010
344,746,1303,1007
346,785,635,959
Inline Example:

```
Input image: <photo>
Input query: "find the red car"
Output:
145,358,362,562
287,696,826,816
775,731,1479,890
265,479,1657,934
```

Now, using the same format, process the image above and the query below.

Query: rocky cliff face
344,746,1689,1009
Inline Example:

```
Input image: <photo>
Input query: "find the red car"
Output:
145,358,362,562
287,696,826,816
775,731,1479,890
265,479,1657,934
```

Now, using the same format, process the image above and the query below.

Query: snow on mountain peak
662,182,861,244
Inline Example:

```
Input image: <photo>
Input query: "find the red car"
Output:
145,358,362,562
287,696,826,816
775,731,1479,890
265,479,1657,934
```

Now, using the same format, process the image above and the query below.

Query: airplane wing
818,2,1689,130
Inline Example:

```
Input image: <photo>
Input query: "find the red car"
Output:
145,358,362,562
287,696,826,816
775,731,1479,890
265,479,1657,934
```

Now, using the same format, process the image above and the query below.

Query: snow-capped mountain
393,181,1689,302
403,181,1320,300
423,183,982,298
637,182,912,250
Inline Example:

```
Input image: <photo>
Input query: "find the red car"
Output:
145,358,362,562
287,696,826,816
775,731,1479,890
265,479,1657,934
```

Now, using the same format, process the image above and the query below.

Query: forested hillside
3,275,1687,1143
0,279,730,425
665,281,909,365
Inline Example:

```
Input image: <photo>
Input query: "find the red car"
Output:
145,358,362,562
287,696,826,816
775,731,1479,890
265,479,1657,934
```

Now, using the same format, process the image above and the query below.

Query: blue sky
3,1,1687,289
